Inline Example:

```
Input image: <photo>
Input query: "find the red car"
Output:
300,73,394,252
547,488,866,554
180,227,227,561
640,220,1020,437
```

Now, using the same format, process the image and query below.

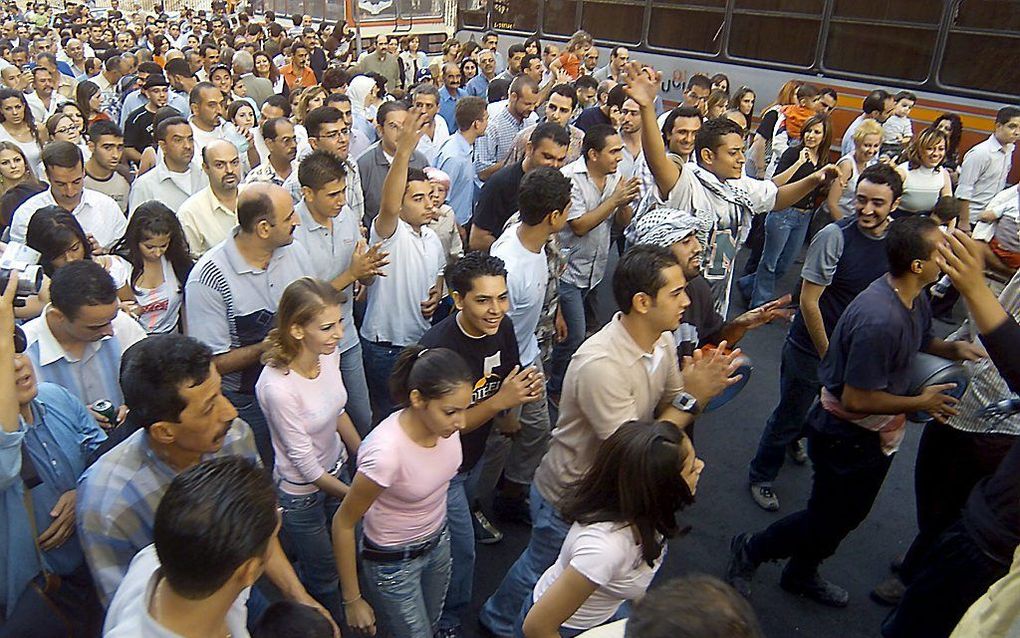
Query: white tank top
133,256,183,334
898,162,946,213
836,153,877,217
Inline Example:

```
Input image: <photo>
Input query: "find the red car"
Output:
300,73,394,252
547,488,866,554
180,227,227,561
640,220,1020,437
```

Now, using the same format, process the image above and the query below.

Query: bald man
185,183,314,466
178,140,242,257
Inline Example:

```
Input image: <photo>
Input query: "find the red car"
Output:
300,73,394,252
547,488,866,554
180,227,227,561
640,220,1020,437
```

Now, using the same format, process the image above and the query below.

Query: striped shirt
76,420,259,604
946,270,1020,436
22,307,147,409
475,105,531,173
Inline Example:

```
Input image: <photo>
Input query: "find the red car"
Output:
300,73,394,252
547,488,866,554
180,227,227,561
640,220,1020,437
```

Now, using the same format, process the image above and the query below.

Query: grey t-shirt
84,170,131,215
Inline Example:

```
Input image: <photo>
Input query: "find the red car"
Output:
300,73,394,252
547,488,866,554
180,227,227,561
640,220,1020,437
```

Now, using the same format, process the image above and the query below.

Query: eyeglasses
53,126,76,135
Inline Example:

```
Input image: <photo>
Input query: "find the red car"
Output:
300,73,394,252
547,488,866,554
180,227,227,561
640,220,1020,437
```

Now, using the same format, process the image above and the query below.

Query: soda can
91,399,118,425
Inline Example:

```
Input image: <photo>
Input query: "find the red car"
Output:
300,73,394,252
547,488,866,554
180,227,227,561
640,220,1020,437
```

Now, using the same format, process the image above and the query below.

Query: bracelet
342,595,362,606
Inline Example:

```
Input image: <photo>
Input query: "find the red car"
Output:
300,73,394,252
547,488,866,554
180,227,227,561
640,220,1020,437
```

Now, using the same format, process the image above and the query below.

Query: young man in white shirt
957,106,1020,230
488,166,570,521
103,456,280,638
360,107,445,424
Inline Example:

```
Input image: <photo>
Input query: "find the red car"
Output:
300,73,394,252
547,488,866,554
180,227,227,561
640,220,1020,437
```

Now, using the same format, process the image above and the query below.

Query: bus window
940,0,1020,96
492,0,539,31
648,0,726,55
824,0,940,82
581,0,644,44
544,0,579,36
729,0,822,67
460,0,488,28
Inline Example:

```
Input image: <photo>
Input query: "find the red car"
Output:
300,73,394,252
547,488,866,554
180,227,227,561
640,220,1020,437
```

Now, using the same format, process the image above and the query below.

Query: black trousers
882,521,1007,638
899,423,1017,582
749,424,893,571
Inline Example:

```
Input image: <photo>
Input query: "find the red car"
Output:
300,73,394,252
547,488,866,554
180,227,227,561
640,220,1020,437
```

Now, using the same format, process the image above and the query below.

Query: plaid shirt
99,86,121,124
474,105,530,173
76,419,259,604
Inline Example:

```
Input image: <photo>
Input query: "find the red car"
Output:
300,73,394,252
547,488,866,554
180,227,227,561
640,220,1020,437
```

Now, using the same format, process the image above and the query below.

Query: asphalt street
465,251,965,638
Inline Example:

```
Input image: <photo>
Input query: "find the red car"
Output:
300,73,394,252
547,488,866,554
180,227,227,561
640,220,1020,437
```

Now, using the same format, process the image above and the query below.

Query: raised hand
622,61,659,108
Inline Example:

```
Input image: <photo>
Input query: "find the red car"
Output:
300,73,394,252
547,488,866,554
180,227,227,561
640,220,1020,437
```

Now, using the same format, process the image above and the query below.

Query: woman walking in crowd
45,112,90,162
894,127,953,217
26,207,132,295
0,141,43,230
115,202,193,335
741,113,832,307
519,421,703,637
75,81,108,127
257,277,362,622
825,119,883,219
255,50,288,94
932,112,964,178
0,88,44,177
332,346,473,637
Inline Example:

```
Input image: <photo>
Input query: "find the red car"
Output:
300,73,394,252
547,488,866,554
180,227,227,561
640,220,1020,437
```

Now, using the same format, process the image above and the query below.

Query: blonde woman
255,277,362,622
826,119,883,219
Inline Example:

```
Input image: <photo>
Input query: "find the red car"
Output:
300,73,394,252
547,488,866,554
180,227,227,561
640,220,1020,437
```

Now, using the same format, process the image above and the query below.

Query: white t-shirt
103,544,252,638
491,222,547,365
533,521,665,631
361,218,445,346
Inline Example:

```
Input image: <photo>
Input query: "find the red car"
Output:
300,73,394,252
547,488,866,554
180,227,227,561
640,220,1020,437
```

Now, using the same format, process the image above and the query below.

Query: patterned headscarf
625,206,705,248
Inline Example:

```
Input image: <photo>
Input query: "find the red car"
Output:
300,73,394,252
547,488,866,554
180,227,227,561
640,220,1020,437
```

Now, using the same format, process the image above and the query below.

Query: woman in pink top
332,345,474,638
255,277,362,623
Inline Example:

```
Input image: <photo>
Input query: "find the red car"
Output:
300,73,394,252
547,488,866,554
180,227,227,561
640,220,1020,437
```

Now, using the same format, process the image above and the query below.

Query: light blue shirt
436,132,478,225
465,72,491,98
438,87,467,134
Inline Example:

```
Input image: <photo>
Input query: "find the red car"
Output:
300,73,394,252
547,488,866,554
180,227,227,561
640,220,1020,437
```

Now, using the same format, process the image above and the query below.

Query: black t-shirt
756,109,780,141
811,276,932,440
674,274,725,359
123,105,156,153
472,161,525,238
419,312,521,473
775,144,822,210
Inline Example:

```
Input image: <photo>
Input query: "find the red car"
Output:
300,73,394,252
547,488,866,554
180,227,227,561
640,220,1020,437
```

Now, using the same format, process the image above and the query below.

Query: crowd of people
0,1,1019,637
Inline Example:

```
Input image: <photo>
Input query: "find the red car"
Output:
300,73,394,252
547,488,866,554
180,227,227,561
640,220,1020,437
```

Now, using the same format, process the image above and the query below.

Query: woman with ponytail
332,345,475,637
255,277,362,622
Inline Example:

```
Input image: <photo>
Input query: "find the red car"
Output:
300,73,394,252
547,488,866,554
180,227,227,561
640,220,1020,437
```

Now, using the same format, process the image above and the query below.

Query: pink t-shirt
357,410,462,547
256,349,348,495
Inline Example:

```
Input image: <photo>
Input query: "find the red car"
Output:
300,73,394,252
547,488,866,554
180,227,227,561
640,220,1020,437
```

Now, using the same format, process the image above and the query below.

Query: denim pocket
278,491,321,513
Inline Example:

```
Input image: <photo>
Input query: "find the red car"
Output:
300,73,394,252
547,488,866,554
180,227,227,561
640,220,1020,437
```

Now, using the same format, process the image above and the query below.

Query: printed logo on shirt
472,351,505,405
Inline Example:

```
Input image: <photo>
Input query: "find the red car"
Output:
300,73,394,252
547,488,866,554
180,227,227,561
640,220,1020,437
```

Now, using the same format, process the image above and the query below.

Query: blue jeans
440,472,475,631
224,390,273,467
361,338,404,426
278,489,343,621
748,340,821,485
361,529,451,638
340,341,373,437
480,484,571,636
548,281,590,395
741,207,813,308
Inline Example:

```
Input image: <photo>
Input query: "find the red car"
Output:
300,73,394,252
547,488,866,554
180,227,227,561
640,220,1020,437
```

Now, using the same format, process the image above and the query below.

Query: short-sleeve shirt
292,200,361,354
775,145,822,210
185,231,314,394
813,276,933,440
533,314,684,506
655,167,777,316
491,223,548,365
361,219,445,346
419,313,521,473
357,410,462,547
123,105,156,153
472,161,525,238
559,157,623,289
533,521,665,631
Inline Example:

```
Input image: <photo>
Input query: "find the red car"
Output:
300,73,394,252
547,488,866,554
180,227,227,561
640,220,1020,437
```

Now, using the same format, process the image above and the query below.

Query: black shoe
780,568,849,608
472,508,504,544
870,575,906,606
725,533,758,598
492,493,531,525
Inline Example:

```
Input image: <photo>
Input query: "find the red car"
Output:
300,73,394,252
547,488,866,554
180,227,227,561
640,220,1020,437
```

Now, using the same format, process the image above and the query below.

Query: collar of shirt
201,185,235,217
605,312,670,369
222,227,295,275
153,156,198,183
39,187,95,219
295,199,331,232
35,304,107,365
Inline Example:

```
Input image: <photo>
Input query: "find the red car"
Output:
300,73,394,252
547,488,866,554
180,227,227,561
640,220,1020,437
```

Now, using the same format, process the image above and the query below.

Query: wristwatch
672,391,700,414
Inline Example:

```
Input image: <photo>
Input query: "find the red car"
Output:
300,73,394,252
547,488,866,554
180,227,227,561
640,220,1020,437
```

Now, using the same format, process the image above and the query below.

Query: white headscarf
347,75,377,120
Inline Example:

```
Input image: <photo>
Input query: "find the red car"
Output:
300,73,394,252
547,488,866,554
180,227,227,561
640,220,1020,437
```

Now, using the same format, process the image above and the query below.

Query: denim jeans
748,340,820,486
361,338,404,426
548,281,590,395
480,484,572,636
339,341,373,437
440,472,475,631
361,528,452,638
741,207,813,308
223,389,274,468
278,489,343,621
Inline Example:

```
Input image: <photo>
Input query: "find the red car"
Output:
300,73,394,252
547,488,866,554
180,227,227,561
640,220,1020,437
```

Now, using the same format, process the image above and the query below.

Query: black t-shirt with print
419,312,521,473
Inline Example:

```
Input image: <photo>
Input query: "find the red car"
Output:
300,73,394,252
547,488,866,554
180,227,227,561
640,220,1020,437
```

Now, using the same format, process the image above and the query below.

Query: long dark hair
560,421,696,567
389,345,474,408
76,80,102,120
253,50,281,84
797,113,832,158
932,112,963,164
25,206,92,276
0,88,42,150
115,201,193,293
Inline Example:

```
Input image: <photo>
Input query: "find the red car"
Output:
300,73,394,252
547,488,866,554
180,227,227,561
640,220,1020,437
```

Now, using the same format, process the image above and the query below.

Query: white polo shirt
361,218,445,346
9,187,127,249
